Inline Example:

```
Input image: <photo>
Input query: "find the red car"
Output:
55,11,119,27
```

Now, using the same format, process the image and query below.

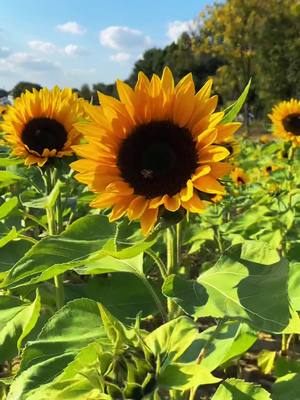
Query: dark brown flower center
237,176,245,184
22,117,67,155
283,113,300,135
117,121,198,198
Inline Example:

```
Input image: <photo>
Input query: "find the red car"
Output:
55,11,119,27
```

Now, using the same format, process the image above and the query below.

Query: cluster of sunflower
1,68,243,235
2,68,300,236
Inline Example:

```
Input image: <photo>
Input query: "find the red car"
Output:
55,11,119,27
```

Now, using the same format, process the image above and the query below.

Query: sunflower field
1,0,300,399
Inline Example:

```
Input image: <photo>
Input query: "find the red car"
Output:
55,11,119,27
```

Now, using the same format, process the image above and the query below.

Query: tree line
1,0,299,120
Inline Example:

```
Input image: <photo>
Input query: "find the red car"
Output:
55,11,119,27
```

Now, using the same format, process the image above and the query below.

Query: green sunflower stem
53,274,65,309
166,225,180,320
44,166,65,310
287,145,295,208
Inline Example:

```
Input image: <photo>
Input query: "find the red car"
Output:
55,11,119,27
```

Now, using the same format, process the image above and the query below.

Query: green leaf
47,179,63,209
0,157,22,167
27,380,103,400
221,79,251,124
0,227,18,248
272,373,300,400
1,215,115,288
288,262,300,311
145,317,199,365
17,290,41,351
212,378,271,399
98,304,128,346
0,197,18,219
74,253,144,276
0,291,41,363
7,299,109,400
0,171,23,189
163,241,290,333
274,357,300,378
0,240,32,279
158,363,220,390
65,273,163,322
180,321,257,372
240,240,280,265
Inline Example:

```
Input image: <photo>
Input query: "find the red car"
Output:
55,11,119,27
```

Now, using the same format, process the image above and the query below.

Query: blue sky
0,0,213,90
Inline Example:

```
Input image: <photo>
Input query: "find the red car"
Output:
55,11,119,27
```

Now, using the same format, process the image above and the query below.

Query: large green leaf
158,363,220,390
212,378,271,399
0,291,41,363
65,273,164,322
163,241,291,333
288,262,300,310
221,79,251,124
272,373,300,400
2,214,156,289
1,215,115,288
7,299,109,400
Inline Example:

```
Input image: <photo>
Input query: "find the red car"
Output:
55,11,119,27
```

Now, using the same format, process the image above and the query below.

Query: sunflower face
117,121,198,199
71,68,241,235
269,99,300,145
231,167,249,186
1,87,85,166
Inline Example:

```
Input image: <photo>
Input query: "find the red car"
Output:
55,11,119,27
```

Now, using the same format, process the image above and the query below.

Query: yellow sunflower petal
216,122,241,143
182,193,208,213
109,196,135,222
199,145,230,163
193,175,226,194
208,162,232,179
140,208,159,236
180,179,194,202
163,194,181,211
127,196,149,220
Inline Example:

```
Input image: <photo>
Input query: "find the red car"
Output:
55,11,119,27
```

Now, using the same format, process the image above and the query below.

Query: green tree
0,89,8,99
128,33,222,91
91,83,117,104
195,0,300,118
11,81,42,98
78,84,92,101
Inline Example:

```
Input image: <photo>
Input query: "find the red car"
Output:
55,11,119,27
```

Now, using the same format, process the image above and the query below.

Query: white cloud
100,26,151,50
0,52,59,72
167,20,197,42
0,46,10,58
110,52,131,63
56,21,86,35
64,44,88,56
28,40,57,54
27,40,87,57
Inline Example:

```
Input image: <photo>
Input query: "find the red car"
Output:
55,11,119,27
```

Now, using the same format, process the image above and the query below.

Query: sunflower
269,99,300,145
71,68,241,235
263,164,280,176
230,167,249,186
1,87,85,166
259,134,273,144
